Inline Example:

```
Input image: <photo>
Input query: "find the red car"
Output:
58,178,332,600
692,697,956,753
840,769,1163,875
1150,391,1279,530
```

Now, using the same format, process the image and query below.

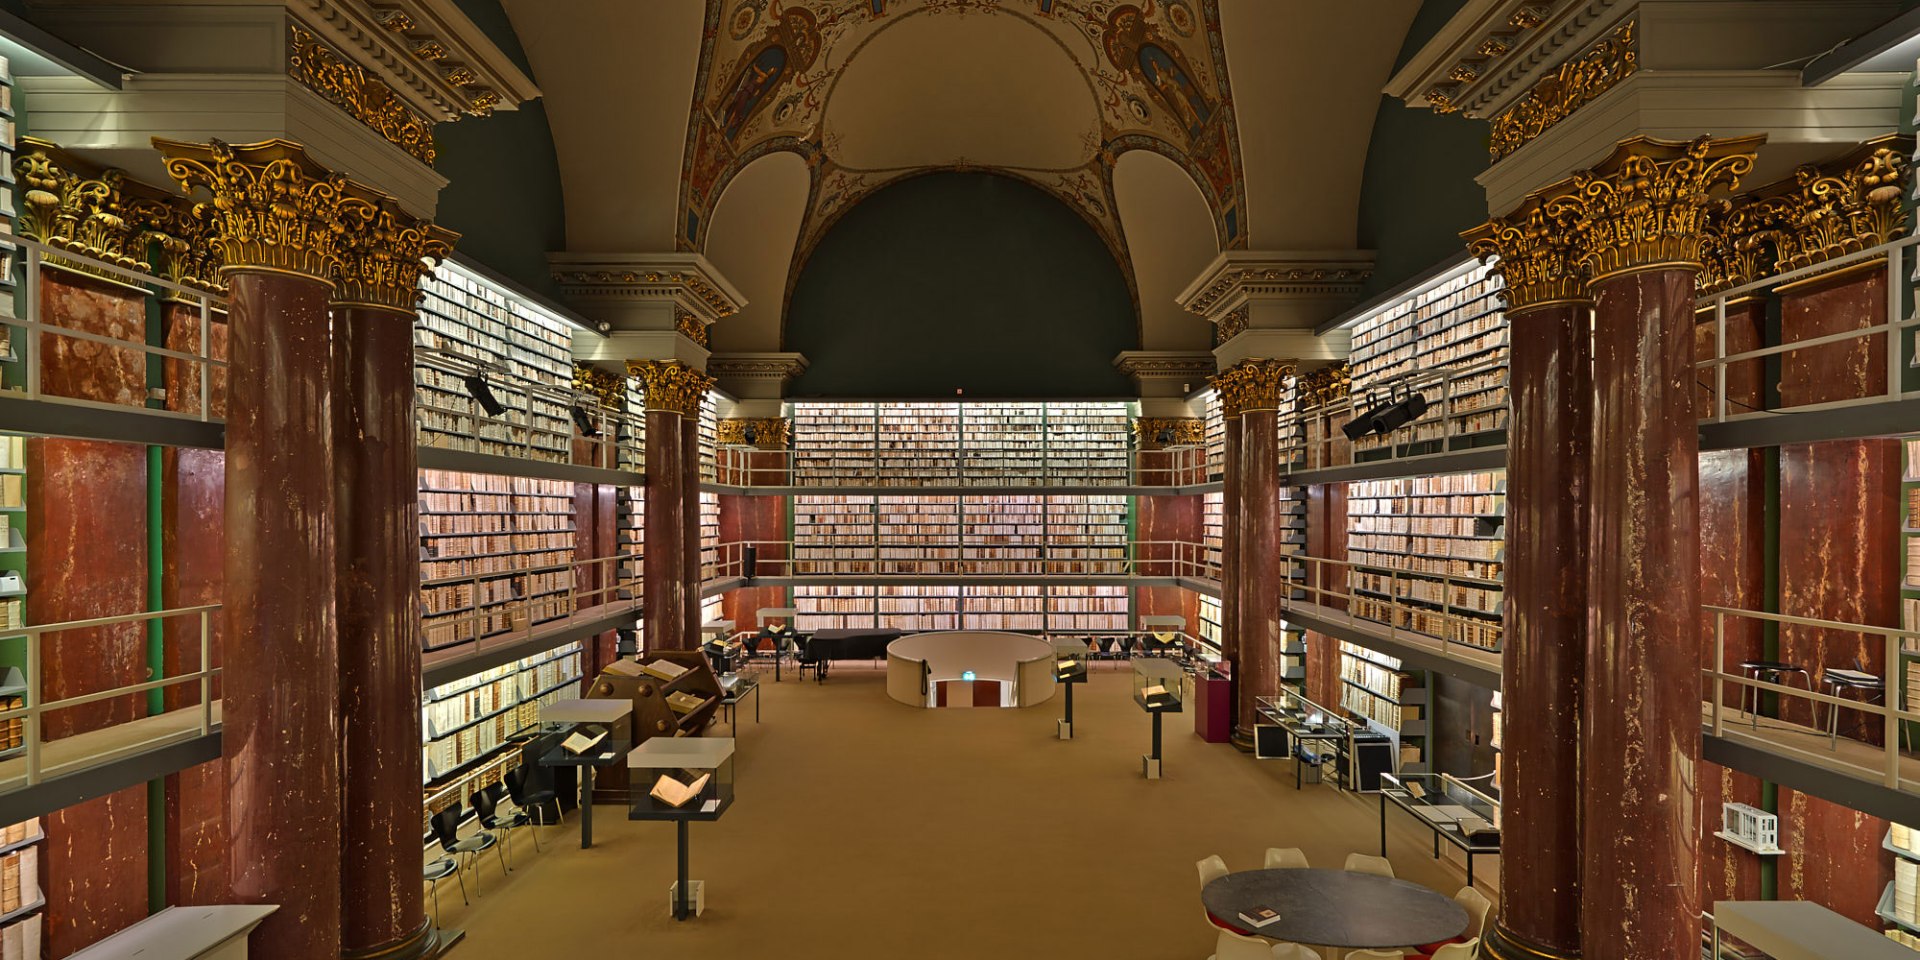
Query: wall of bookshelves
1339,641,1428,773
418,469,577,656
415,262,580,464
1901,437,1919,742
1202,490,1223,576
699,490,721,579
790,494,1128,575
1345,470,1506,652
1197,593,1221,649
1342,260,1509,455
790,584,1129,633
787,401,1133,486
1279,487,1307,598
619,485,645,591
0,816,40,956
421,641,583,787
698,392,719,484
1203,390,1225,481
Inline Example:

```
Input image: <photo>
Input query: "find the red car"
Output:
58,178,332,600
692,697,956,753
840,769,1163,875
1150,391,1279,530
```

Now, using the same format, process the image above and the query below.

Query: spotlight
462,374,505,417
1341,391,1430,441
1155,427,1175,446
571,404,600,437
742,423,759,446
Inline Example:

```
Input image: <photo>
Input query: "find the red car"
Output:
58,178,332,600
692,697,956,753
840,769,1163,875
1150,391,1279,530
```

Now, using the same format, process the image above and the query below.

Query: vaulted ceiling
502,0,1423,355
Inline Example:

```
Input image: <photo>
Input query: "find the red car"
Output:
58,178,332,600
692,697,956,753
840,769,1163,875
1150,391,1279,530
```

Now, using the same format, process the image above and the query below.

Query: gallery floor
433,666,1497,959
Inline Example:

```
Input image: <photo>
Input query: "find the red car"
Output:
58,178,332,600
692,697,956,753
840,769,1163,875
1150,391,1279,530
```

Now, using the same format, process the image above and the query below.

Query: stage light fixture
462,374,505,417
571,404,600,437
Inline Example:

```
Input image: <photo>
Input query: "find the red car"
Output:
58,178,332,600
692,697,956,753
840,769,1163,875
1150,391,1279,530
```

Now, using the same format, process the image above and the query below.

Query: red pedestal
1194,667,1232,743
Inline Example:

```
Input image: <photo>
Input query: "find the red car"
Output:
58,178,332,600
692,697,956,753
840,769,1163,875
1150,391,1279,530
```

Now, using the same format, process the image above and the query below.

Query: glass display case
1378,771,1501,884
1712,900,1916,960
1052,637,1090,684
1133,657,1184,713
628,737,736,822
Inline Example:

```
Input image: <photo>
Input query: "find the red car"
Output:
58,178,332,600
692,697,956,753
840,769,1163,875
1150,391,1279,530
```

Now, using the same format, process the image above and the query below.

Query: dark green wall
785,172,1135,398
434,0,567,299
1353,0,1489,298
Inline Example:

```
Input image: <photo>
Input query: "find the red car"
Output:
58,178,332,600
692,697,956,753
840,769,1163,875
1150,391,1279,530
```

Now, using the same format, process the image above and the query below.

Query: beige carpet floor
432,665,1498,960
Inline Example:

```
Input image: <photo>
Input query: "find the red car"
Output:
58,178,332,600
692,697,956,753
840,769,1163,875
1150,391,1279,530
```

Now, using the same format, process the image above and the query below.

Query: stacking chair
507,756,562,830
1345,951,1405,960
474,784,531,866
429,805,502,895
423,855,466,925
1197,854,1232,930
1342,853,1395,878
1209,929,1279,960
482,781,541,853
1425,940,1479,960
1415,887,1491,954
1264,847,1309,869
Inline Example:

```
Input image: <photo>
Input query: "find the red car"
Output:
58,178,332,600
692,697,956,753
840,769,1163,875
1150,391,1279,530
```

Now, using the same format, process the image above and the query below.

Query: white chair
1198,855,1231,930
1344,951,1404,960
1270,944,1323,960
1430,939,1479,960
1343,853,1395,878
1264,847,1309,869
1209,929,1279,960
1453,888,1492,941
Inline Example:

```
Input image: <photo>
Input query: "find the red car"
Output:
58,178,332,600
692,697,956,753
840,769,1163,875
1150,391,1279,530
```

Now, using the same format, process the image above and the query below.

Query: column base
1480,920,1580,960
342,919,445,960
1229,726,1256,752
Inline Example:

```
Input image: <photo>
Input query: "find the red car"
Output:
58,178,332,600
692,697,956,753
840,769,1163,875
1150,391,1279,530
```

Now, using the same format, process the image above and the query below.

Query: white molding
1175,250,1375,324
18,72,450,217
549,252,748,327
1214,329,1351,371
571,330,710,371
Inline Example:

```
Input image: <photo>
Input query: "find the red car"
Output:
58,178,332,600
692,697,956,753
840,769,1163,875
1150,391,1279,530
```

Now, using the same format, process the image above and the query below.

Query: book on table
1142,684,1174,708
1237,907,1283,929
666,691,707,715
640,659,690,682
561,727,607,755
649,772,712,809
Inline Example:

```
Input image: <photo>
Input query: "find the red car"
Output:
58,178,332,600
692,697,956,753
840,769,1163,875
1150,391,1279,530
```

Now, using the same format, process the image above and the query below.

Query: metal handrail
414,349,646,471
1278,358,1510,475
714,443,1215,490
0,603,221,793
700,539,1221,582
1288,553,1506,670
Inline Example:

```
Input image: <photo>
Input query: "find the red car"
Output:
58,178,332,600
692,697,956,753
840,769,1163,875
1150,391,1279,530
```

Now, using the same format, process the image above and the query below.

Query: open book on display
640,659,690,682
561,728,607,755
650,772,712,809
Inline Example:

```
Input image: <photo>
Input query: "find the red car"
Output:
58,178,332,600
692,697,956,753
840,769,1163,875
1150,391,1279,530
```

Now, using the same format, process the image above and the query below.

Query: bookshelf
1046,494,1129,574
698,391,719,484
1203,390,1225,481
1343,260,1509,454
1198,593,1222,649
418,469,577,655
619,485,644,593
791,494,1127,576
962,495,1046,574
794,495,878,575
421,641,583,786
1338,641,1428,773
1490,690,1503,793
1900,437,1918,747
878,495,961,574
1346,470,1506,652
1279,486,1307,599
0,55,15,382
414,262,578,463
0,817,40,955
793,584,879,630
787,401,1134,486
699,490,720,579
792,583,1131,634
0,435,23,656
1045,585,1129,632
878,584,961,631
961,584,1046,631
1203,490,1223,576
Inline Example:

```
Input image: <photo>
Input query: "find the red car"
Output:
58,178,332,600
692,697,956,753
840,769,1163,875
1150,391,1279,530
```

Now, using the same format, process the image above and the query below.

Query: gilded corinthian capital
13,138,149,276
1545,134,1765,283
1211,358,1296,416
152,137,377,284
716,417,791,450
626,359,713,417
333,192,459,314
1132,417,1205,450
1463,194,1588,312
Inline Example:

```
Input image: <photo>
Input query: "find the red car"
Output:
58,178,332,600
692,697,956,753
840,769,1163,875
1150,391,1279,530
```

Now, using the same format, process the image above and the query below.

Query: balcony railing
1287,554,1506,674
711,444,1216,490
421,552,642,669
699,539,1220,583
414,348,645,473
1279,359,1510,475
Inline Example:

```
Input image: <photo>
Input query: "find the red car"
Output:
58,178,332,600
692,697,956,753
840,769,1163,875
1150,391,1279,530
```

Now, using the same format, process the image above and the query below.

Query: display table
1201,868,1466,950
719,673,760,725
1135,658,1183,779
1377,772,1501,886
884,631,1056,708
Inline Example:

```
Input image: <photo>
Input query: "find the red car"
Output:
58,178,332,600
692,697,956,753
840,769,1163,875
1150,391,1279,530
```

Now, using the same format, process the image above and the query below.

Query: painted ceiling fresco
677,0,1248,278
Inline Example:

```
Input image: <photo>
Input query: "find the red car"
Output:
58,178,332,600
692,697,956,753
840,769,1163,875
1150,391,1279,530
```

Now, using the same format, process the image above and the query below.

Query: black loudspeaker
742,544,758,581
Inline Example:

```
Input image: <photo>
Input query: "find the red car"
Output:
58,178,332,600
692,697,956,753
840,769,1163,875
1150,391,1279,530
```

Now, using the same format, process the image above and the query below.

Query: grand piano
796,627,902,680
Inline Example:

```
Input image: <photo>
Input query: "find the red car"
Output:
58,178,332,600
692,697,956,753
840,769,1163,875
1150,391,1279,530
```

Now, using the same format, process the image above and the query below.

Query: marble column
630,361,713,651
1219,412,1242,677
1554,135,1762,960
157,137,380,960
1131,419,1204,636
1465,208,1592,959
1213,360,1293,748
683,415,702,642
331,204,454,960
717,418,793,634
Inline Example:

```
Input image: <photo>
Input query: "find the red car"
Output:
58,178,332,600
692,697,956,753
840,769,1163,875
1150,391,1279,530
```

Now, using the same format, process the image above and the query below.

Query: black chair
471,786,521,872
1118,636,1138,660
429,804,501,896
505,764,561,832
424,855,466,925
482,781,541,853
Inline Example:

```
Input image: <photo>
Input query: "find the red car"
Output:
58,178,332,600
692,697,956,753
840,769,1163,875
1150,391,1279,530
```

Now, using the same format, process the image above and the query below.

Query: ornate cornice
1543,135,1763,284
290,0,541,123
1294,363,1352,408
332,191,458,313
1214,308,1248,346
1177,252,1373,322
572,363,625,410
12,138,150,279
1463,194,1589,311
627,359,713,417
675,308,710,347
1113,351,1217,381
1487,18,1636,162
153,137,377,284
1210,358,1296,416
288,22,438,165
1389,0,1619,118
549,253,747,325
716,417,791,450
1132,417,1205,450
706,352,809,382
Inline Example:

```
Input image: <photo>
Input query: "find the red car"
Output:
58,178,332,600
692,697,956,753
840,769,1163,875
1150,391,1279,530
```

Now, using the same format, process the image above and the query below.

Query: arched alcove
704,151,810,353
784,171,1136,398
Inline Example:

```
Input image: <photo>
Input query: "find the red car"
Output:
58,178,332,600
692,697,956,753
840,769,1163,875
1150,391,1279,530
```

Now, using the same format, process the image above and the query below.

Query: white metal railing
0,604,221,793
1695,233,1920,424
1288,554,1505,670
414,348,645,472
1278,359,1510,475
4,237,230,422
699,539,1220,582
1704,604,1920,792
710,443,1215,489
421,552,641,668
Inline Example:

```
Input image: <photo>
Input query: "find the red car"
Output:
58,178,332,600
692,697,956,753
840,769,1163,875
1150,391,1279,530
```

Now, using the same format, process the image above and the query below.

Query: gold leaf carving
153,137,377,284
1488,19,1636,162
1544,135,1763,283
1132,418,1205,450
1211,358,1296,416
12,138,149,278
287,23,437,165
333,192,458,313
573,363,626,410
626,360,713,417
716,417,791,449
1464,196,1589,311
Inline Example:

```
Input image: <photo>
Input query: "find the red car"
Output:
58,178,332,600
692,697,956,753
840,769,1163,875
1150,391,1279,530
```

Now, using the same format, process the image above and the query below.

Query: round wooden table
1201,868,1467,949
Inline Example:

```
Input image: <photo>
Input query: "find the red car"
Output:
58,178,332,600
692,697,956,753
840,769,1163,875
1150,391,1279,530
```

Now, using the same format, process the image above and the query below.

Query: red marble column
332,307,432,959
1583,266,1706,960
1218,413,1242,713
1695,448,1766,911
644,409,690,650
683,416,703,643
1487,300,1590,960
160,445,229,908
222,270,342,959
1302,483,1347,711
1235,405,1281,746
717,447,791,637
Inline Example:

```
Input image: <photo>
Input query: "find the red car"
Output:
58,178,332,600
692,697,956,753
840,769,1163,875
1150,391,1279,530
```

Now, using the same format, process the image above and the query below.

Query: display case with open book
1052,637,1090,684
1133,658,1184,713
628,737,735,822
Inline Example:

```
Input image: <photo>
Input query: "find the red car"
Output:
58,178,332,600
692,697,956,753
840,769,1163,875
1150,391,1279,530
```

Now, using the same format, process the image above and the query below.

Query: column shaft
333,308,432,959
645,411,690,650
223,270,342,958
1219,416,1242,712
1234,407,1280,745
683,416,702,642
1582,267,1701,960
1486,301,1589,959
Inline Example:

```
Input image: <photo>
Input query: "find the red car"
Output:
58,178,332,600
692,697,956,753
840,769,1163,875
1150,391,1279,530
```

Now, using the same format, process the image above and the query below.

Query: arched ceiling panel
705,151,811,353
502,0,705,251
1113,149,1217,351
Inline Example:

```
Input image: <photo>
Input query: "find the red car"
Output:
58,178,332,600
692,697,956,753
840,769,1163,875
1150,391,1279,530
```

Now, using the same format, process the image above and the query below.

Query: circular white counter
885,631,1059,708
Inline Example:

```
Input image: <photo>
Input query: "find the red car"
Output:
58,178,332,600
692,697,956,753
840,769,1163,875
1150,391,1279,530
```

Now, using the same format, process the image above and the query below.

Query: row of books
423,657,580,739
1350,570,1502,615
422,549,573,583
1348,263,1506,391
420,531,573,561
0,814,40,955
1350,533,1503,563
0,437,21,470
1339,679,1423,733
1349,549,1503,584
1350,516,1490,537
1352,596,1503,651
421,645,581,783
1349,494,1505,517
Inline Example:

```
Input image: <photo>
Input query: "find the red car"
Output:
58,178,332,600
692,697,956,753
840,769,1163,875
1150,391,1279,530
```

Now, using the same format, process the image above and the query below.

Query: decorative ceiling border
292,0,541,122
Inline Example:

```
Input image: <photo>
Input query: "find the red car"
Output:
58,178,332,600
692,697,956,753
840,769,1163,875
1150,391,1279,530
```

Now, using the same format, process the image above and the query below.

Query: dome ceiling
678,0,1250,275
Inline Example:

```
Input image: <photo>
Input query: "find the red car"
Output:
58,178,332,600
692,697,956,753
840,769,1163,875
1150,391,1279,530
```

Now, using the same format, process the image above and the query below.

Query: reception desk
885,631,1058,708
